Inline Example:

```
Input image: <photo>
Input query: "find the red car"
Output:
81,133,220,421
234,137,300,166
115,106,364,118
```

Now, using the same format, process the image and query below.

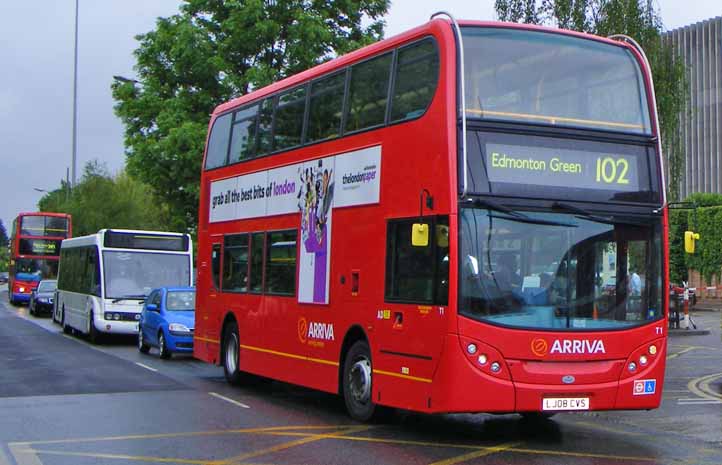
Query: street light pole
71,0,79,188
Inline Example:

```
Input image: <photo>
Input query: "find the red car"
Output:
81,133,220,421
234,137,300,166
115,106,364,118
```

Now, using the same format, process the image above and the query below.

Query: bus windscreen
462,27,651,134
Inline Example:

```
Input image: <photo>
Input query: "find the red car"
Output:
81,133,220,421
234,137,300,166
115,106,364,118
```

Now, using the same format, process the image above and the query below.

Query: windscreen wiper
472,198,530,220
111,294,147,304
552,201,646,226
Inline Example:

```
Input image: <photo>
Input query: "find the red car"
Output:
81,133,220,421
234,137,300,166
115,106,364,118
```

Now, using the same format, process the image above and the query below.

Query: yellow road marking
687,372,722,401
14,449,223,465
510,447,657,462
373,369,432,384
240,344,339,366
259,431,655,461
220,425,370,465
9,425,360,447
428,442,521,465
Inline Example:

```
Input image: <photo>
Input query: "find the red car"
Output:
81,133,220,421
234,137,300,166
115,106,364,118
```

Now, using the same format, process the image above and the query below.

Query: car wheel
222,322,244,385
158,331,171,359
343,340,384,422
138,327,150,354
87,311,100,344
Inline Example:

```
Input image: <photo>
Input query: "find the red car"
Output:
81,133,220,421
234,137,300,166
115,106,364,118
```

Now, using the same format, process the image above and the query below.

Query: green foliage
37,161,170,237
668,209,688,283
684,192,722,207
113,0,390,233
493,0,688,201
687,206,722,283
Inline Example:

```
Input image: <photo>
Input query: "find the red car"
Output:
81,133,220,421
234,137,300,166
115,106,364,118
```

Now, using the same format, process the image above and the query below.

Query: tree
0,219,7,248
113,0,390,233
494,0,687,200
38,160,169,236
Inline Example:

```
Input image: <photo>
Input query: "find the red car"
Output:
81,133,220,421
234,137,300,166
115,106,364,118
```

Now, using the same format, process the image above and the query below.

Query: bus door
204,242,223,345
378,217,449,406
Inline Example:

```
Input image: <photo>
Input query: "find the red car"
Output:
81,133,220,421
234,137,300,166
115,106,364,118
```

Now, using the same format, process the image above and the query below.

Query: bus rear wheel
222,322,244,385
343,340,382,422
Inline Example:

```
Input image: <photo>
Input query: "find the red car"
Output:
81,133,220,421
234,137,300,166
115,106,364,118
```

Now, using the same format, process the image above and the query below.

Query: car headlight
38,298,48,303
169,323,191,333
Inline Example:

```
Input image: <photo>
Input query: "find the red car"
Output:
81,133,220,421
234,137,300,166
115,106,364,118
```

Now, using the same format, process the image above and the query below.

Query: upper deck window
390,38,439,122
21,216,69,238
205,113,232,169
462,27,651,135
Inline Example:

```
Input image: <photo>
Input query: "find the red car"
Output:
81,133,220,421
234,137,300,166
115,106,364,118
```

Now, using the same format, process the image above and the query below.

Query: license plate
542,397,589,411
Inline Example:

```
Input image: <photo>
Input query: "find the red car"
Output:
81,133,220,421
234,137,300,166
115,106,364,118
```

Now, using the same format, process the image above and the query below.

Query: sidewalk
668,299,716,336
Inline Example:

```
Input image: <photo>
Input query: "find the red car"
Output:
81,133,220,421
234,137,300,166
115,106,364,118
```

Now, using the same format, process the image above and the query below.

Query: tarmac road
1,290,721,465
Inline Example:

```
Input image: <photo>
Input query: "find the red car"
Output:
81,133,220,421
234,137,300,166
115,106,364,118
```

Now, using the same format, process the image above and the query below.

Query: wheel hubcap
226,333,238,373
349,358,372,404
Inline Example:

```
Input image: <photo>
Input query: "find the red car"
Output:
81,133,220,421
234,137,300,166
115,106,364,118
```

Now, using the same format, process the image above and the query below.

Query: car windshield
459,207,663,330
103,252,190,299
37,281,57,293
166,291,195,311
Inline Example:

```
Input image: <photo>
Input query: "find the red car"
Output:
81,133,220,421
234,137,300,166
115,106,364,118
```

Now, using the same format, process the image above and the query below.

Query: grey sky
1,0,719,231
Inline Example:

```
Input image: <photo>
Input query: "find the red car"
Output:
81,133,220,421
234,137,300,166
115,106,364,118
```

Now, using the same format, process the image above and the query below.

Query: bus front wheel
343,340,382,422
87,311,100,344
222,322,244,385
61,307,72,335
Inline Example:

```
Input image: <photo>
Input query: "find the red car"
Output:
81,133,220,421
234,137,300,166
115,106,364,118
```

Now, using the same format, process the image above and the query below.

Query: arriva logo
531,338,548,356
531,338,606,356
298,317,335,344
551,339,606,355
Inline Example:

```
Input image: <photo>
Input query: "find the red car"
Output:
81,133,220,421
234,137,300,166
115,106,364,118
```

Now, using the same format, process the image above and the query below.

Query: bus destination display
485,143,639,191
19,239,62,256
104,231,189,252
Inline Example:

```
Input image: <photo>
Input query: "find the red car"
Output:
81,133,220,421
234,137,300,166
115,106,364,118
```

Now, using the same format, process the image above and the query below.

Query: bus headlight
649,345,657,355
477,354,488,365
490,362,501,373
628,362,637,372
104,312,112,320
466,344,477,355
113,313,121,321
639,355,648,366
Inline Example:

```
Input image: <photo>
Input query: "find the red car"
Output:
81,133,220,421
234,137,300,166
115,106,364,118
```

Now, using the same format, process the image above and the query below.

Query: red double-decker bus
8,212,72,305
194,16,668,421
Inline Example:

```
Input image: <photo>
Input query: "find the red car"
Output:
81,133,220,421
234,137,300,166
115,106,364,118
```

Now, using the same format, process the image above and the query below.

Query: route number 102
596,157,630,185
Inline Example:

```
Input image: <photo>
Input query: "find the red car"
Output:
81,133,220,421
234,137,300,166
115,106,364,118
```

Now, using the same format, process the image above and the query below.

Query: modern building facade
664,16,722,199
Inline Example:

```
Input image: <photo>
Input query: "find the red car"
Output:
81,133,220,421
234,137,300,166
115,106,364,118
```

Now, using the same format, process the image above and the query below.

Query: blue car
138,287,195,359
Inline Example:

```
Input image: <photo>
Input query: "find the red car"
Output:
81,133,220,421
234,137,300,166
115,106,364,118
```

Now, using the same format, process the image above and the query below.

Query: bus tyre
138,328,150,354
87,311,100,344
61,308,72,335
222,322,244,385
343,340,381,422
158,331,171,359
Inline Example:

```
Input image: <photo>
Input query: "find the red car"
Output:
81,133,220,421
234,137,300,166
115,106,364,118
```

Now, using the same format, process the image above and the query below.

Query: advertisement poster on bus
209,145,381,304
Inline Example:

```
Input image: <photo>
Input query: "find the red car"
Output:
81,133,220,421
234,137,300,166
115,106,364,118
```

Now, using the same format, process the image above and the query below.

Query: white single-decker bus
55,229,193,342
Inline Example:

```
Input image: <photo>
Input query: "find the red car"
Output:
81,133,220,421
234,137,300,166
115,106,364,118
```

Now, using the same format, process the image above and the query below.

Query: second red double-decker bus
194,15,668,421
8,212,72,305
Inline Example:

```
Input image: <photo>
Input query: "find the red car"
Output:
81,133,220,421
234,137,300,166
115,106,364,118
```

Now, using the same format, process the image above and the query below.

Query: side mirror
146,303,159,312
412,223,429,247
684,231,700,254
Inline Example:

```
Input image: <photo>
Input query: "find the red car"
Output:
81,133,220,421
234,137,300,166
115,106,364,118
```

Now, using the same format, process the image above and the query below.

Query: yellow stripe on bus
194,336,220,344
373,369,432,384
240,344,339,367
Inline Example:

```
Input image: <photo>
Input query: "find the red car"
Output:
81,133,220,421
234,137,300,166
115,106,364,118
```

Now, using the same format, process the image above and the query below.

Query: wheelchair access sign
633,379,656,395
